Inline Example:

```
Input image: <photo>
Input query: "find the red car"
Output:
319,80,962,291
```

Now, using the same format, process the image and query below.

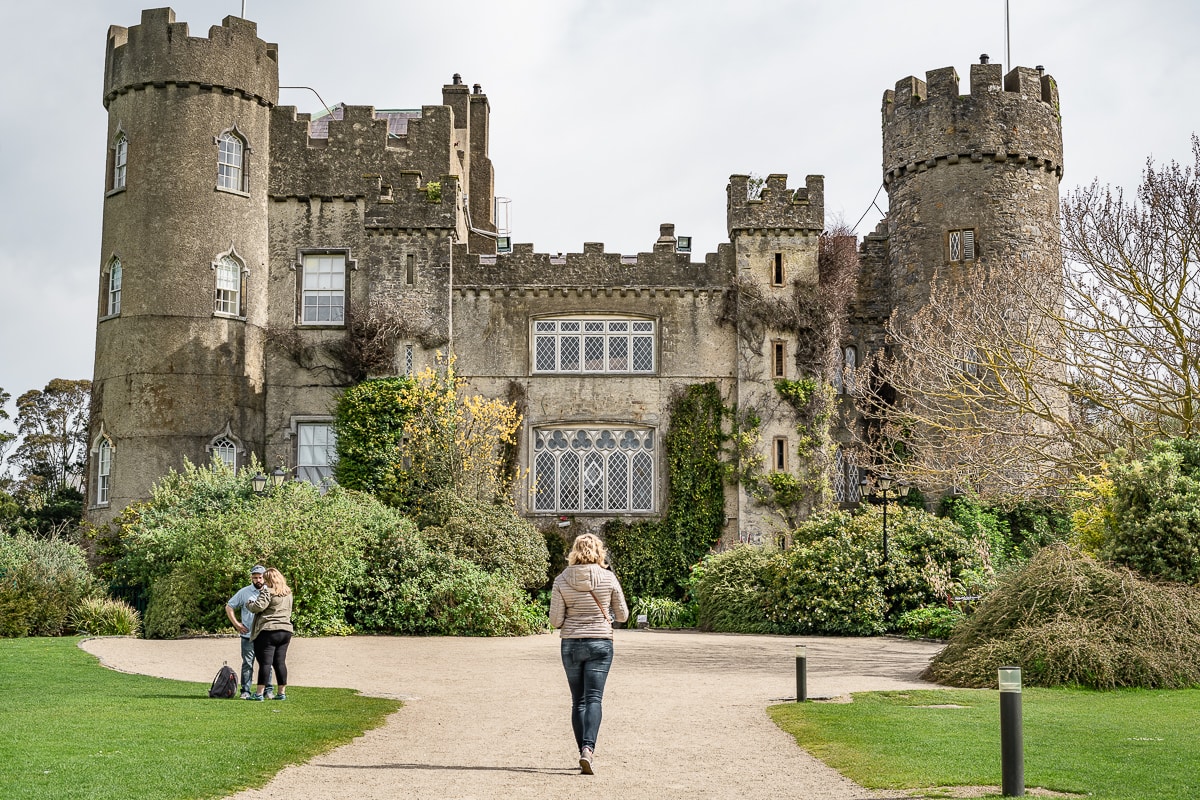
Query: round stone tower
89,9,278,522
882,58,1063,322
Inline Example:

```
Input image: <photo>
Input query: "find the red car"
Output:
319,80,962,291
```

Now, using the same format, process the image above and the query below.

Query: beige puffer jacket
549,563,629,639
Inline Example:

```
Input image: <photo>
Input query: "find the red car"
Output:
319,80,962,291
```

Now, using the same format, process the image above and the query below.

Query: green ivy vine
604,383,728,600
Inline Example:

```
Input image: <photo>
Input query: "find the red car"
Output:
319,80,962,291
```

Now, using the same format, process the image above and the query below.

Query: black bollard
998,666,1024,797
795,645,807,702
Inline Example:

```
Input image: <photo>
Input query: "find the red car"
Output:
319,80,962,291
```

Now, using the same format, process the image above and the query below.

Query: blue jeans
560,638,614,753
239,636,273,693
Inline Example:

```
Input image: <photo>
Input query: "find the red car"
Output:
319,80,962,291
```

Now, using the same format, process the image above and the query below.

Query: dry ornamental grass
925,544,1200,689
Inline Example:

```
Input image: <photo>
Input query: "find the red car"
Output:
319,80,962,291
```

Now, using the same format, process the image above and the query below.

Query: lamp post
251,471,268,493
861,473,911,563
270,466,287,487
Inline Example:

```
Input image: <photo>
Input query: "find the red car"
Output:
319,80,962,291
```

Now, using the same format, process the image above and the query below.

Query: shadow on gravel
316,762,579,776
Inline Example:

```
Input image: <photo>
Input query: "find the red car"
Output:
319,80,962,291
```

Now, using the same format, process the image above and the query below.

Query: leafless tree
859,136,1200,499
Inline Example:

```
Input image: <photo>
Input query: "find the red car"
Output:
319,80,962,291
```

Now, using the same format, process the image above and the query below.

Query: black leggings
253,629,292,687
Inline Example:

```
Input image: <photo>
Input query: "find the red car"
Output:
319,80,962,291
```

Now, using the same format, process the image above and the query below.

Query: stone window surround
205,422,246,469
106,129,128,196
946,227,977,263
212,245,248,319
89,426,114,508
531,314,657,375
530,423,657,515
772,436,788,471
100,255,123,320
292,248,357,327
289,415,337,488
214,124,251,196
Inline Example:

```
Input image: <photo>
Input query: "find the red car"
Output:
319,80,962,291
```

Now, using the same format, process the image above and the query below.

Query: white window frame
295,420,337,488
300,253,347,325
107,258,122,317
532,317,656,374
531,425,656,514
216,129,247,193
206,424,245,470
112,133,127,191
96,438,111,505
213,253,244,317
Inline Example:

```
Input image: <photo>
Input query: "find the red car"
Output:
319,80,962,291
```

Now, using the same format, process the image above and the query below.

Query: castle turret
882,59,1063,320
727,174,825,540
89,8,278,522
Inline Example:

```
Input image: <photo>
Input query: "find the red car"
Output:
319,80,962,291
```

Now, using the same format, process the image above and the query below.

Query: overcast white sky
1,0,1197,427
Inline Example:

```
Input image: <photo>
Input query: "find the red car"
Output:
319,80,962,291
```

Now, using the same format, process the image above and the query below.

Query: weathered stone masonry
88,8,1063,544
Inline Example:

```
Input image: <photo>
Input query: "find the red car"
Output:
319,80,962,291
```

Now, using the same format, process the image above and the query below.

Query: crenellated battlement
454,231,732,288
882,61,1062,185
104,8,278,108
269,103,457,206
726,174,824,236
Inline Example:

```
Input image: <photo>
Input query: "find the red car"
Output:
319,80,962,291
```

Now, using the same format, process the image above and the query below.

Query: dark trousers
253,629,292,687
560,638,614,752
239,636,274,692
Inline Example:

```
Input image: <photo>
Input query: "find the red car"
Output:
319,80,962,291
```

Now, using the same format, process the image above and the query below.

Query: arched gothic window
112,133,127,191
107,258,122,317
217,130,247,192
213,254,244,317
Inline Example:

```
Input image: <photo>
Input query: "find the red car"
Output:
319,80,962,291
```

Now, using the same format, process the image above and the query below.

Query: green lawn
0,638,400,800
770,688,1199,800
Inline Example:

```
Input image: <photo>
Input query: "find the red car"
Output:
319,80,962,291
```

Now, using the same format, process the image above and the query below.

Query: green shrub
895,606,963,639
107,462,405,637
769,505,986,635
692,545,780,633
768,519,888,635
0,527,97,637
332,377,416,497
943,495,1070,569
70,596,142,637
416,489,549,590
629,596,696,629
926,544,1200,689
347,526,545,636
1104,438,1200,583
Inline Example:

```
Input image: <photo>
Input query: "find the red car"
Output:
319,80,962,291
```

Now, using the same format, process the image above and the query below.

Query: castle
86,8,1064,542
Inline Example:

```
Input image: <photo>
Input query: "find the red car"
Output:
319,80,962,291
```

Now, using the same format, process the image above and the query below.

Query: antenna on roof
241,1,247,18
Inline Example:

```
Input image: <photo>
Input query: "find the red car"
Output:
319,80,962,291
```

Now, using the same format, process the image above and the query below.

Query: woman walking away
246,567,294,701
549,533,629,775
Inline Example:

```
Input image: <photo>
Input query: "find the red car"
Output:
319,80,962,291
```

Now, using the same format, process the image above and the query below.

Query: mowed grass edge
769,688,1200,800
0,637,400,800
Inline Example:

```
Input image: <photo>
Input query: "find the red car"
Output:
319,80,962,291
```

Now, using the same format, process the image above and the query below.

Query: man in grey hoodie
549,533,629,775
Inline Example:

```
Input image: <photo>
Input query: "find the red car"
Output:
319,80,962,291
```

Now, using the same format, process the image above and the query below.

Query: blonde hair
567,533,608,566
263,567,292,597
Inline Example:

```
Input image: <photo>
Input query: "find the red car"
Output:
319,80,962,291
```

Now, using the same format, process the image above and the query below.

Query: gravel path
81,631,945,800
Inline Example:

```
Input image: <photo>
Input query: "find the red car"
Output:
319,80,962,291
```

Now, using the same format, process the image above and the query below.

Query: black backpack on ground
208,663,238,698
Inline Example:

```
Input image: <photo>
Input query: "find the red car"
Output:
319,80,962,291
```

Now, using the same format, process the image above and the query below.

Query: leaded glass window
532,426,655,512
532,318,656,374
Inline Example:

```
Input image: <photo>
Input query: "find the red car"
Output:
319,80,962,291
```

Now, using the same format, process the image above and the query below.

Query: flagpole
1005,0,1011,69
